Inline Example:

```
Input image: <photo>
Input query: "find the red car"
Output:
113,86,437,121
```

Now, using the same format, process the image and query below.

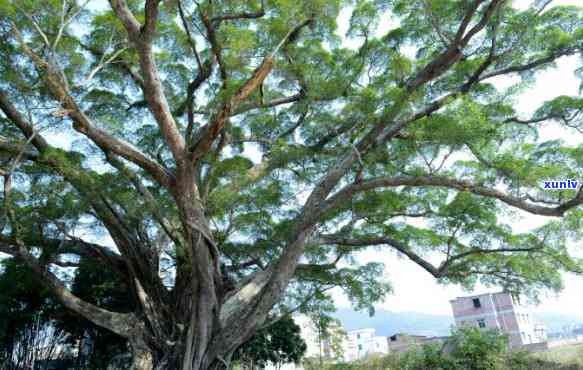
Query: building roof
449,291,509,301
347,328,376,333
389,333,428,339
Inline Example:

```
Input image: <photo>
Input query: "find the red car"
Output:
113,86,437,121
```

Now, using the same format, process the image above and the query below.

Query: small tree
447,327,508,370
233,316,306,370
309,313,347,363
0,260,69,369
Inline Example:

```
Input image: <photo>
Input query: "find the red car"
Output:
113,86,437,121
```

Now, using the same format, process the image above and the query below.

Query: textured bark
130,339,155,370
3,1,582,369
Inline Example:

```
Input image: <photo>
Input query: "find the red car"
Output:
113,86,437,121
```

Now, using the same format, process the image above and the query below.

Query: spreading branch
110,0,187,162
325,175,583,217
188,18,313,162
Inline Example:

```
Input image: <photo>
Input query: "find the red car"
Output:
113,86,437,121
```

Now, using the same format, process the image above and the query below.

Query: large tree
1,0,583,368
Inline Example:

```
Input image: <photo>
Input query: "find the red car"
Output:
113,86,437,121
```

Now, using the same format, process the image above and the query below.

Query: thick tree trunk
129,337,155,370
126,336,233,370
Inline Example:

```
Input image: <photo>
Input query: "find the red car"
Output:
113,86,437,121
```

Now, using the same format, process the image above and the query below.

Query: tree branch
189,18,313,162
8,240,138,337
314,234,441,277
9,26,174,188
210,0,266,26
110,0,187,162
439,245,544,274
325,175,583,217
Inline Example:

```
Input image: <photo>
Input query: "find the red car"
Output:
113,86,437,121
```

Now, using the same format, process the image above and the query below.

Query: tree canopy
233,315,307,369
1,0,583,369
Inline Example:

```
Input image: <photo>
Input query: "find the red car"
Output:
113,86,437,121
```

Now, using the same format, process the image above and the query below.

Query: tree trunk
126,338,233,370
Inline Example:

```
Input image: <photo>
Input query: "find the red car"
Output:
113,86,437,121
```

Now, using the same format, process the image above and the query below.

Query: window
477,319,486,328
358,344,362,351
357,333,361,339
390,335,397,342
473,298,481,308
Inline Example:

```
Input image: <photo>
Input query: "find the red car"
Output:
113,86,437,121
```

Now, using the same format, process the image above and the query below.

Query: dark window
477,319,486,328
357,333,360,339
473,298,481,308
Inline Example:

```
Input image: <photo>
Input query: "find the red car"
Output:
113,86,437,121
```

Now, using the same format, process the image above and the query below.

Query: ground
534,343,583,367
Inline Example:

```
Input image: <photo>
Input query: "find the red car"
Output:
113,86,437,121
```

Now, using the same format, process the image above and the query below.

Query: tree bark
129,339,155,370
6,1,571,369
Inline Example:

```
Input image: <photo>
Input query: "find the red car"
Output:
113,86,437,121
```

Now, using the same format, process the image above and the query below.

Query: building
387,333,430,353
344,328,389,361
450,292,547,348
386,333,449,353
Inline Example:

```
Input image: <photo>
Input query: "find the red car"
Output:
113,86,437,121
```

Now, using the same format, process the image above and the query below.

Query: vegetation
533,343,583,368
304,328,583,370
232,316,306,370
1,0,583,369
0,258,308,369
0,259,67,369
0,257,130,369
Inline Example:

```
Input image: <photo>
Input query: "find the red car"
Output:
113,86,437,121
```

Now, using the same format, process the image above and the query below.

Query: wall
388,334,427,353
450,292,548,349
520,342,550,353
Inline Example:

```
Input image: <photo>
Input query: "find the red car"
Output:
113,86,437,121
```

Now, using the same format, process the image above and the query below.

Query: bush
504,351,583,370
447,327,508,370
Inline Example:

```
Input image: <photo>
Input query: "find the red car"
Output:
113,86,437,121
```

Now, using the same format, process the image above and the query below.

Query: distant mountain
331,308,583,337
535,313,583,333
332,308,454,337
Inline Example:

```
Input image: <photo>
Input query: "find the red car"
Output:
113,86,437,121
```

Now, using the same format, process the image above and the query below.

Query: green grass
533,343,583,366
300,345,583,370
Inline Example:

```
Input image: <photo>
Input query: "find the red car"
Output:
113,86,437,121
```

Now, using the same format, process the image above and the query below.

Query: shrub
447,327,508,370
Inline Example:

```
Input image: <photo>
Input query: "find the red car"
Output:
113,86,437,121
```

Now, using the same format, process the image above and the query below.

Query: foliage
302,329,582,370
0,258,131,369
0,260,69,368
233,316,307,369
1,0,583,366
447,327,508,370
56,257,133,369
305,313,347,362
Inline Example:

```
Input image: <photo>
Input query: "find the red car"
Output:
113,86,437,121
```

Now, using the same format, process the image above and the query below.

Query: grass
533,343,583,366
300,344,583,370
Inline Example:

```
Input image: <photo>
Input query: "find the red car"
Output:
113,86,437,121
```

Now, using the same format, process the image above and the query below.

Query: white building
265,316,389,368
344,328,389,361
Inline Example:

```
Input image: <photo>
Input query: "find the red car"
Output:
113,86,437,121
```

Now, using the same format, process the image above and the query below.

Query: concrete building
344,328,389,361
450,292,547,348
387,333,438,353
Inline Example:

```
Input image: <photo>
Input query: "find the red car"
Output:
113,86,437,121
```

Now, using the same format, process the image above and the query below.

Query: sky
332,0,583,319
3,0,582,322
